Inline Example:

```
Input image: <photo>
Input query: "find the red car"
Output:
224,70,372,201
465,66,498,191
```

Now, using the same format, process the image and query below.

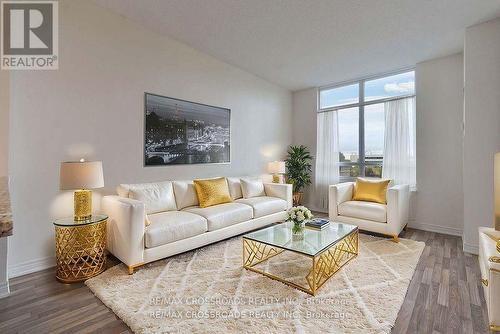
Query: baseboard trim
408,221,463,237
310,213,464,238
463,243,479,255
0,281,9,298
8,256,55,279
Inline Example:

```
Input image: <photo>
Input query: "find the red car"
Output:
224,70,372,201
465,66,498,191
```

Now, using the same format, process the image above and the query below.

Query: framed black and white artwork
144,93,230,166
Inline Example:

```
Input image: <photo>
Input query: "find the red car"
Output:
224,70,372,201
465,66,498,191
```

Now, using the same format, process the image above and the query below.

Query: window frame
318,68,416,182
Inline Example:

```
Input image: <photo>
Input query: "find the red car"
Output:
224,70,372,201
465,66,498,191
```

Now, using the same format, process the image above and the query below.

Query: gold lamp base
272,174,280,183
74,189,92,221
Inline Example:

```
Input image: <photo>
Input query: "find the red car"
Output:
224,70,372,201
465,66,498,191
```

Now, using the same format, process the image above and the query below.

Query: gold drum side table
53,214,107,283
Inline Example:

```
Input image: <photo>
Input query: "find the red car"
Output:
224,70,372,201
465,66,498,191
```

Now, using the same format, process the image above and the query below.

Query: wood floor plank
422,266,433,285
437,269,450,306
407,283,429,333
467,266,482,307
432,304,449,334
0,227,491,334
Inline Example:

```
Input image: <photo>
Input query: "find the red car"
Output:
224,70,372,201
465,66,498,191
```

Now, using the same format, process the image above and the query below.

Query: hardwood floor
0,228,492,334
392,228,491,334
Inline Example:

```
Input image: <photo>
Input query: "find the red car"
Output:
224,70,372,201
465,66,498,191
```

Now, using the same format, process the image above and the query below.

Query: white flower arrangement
287,206,313,235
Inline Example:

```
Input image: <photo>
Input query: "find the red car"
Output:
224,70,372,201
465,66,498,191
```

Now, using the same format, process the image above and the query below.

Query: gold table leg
243,239,284,267
243,229,359,295
306,230,358,295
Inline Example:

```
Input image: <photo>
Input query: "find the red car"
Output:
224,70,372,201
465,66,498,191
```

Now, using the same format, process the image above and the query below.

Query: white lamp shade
268,161,286,174
60,161,104,190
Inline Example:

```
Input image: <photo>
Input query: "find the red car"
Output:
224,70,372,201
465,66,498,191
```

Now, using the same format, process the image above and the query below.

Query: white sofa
101,177,292,274
328,182,409,241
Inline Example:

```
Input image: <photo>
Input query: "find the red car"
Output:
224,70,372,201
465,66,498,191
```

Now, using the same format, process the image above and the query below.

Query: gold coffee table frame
243,228,358,296
53,215,107,283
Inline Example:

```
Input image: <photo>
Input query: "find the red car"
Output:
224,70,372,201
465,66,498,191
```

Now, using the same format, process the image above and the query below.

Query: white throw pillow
172,180,199,210
226,177,243,200
127,181,177,214
116,184,129,198
240,178,266,198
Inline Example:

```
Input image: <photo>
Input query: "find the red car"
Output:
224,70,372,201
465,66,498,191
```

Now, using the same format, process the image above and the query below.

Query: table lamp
60,159,104,221
268,161,286,183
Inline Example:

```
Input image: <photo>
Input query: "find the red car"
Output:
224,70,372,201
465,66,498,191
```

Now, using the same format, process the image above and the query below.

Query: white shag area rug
86,234,424,334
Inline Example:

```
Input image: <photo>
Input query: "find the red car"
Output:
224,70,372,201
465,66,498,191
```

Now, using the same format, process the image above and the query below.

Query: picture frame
144,93,231,166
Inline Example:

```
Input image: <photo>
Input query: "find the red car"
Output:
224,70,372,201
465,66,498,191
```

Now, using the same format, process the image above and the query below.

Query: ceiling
94,0,500,91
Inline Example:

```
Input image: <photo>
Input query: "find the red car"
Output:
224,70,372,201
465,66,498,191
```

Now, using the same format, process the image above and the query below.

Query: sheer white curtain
315,110,340,210
382,96,416,189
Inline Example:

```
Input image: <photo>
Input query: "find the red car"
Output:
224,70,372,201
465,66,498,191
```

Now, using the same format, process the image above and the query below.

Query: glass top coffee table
243,221,358,295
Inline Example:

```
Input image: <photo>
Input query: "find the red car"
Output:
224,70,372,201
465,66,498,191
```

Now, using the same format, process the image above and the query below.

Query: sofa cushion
120,181,177,214
338,200,387,223
145,211,208,248
235,196,287,218
183,202,253,231
173,180,199,210
227,177,243,200
240,178,265,198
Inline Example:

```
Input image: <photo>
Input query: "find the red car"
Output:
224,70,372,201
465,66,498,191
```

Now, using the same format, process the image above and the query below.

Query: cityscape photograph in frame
144,93,230,166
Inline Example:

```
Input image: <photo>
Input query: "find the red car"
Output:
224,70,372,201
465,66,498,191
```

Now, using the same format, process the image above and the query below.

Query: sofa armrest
102,195,145,266
328,182,354,219
481,226,500,242
264,183,293,209
386,184,410,235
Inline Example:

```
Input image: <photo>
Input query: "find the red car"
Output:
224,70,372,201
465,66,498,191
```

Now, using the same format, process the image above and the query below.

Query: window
318,70,415,181
364,71,415,102
319,83,359,109
337,107,359,177
364,103,384,177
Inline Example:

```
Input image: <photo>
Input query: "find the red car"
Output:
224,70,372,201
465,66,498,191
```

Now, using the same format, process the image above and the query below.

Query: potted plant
285,145,313,205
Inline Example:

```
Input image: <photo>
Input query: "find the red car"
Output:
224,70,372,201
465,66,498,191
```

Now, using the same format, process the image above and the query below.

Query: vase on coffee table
286,206,312,241
292,221,305,240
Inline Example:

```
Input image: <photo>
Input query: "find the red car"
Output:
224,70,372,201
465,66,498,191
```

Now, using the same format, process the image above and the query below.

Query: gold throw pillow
193,177,232,208
352,178,391,204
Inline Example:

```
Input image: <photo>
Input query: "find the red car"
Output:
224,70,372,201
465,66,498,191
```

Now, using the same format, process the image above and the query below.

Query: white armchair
328,182,410,242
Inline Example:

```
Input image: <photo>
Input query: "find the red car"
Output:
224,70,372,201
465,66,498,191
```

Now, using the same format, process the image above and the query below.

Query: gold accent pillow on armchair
193,177,232,208
352,178,391,204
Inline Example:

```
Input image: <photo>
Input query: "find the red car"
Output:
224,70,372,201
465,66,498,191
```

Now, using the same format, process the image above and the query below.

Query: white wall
0,62,9,295
7,0,292,276
463,18,500,254
0,71,8,177
291,88,318,210
413,53,464,236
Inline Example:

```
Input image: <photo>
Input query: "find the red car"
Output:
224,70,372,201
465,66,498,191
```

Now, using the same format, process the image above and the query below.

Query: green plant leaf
284,145,313,193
